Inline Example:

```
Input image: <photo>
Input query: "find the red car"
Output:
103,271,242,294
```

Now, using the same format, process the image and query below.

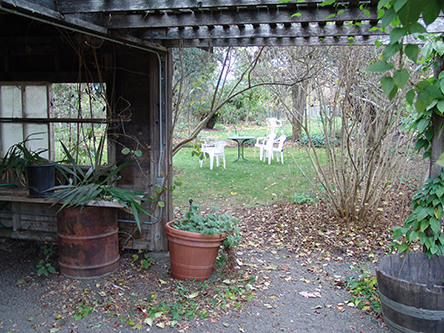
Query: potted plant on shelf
0,133,55,198
47,139,153,279
164,201,241,281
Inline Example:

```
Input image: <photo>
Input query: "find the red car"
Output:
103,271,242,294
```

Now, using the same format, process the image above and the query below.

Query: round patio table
227,136,255,162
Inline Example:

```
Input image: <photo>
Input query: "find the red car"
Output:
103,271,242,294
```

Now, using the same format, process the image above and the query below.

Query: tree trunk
430,56,444,178
291,84,305,142
205,113,218,129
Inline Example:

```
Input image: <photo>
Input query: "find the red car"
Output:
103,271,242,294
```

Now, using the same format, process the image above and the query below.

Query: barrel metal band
379,292,444,321
383,315,421,333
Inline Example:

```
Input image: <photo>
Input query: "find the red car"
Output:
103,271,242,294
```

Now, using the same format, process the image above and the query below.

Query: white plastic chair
263,135,287,165
266,118,283,134
199,140,228,170
254,132,276,160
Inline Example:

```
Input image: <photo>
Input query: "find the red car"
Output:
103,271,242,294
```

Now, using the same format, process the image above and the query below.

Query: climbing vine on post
366,0,444,257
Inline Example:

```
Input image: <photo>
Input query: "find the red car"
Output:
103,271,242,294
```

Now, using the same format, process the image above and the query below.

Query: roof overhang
1,0,444,48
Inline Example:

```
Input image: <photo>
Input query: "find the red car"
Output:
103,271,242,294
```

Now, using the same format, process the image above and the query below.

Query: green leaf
383,42,402,61
434,40,444,56
393,228,405,240
397,0,421,28
408,230,419,241
422,41,433,59
416,118,430,133
405,44,419,62
397,242,409,253
415,91,432,112
366,61,394,73
430,217,441,234
394,0,407,13
320,0,335,6
407,22,427,34
420,218,430,231
425,82,443,98
381,8,396,28
417,206,429,221
440,79,444,94
406,89,415,104
393,69,409,88
422,0,441,25
381,75,396,99
378,0,392,10
436,152,444,168
390,27,406,43
437,100,444,113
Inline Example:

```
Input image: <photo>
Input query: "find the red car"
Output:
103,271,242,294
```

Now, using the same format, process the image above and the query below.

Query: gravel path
0,239,389,333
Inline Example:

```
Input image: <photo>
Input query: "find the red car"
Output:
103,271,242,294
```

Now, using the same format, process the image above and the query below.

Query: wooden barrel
376,252,444,333
57,206,120,279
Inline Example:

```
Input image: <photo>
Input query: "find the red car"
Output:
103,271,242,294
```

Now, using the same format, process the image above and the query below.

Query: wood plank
143,22,385,41
102,7,378,30
0,228,57,242
0,193,125,209
56,0,374,13
160,34,401,47
0,117,130,124
0,0,167,52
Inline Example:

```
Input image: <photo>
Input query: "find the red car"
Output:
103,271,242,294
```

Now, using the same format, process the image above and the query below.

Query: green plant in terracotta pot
165,201,241,281
0,133,55,197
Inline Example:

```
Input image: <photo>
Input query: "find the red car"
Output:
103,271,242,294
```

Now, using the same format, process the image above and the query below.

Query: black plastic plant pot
27,163,55,198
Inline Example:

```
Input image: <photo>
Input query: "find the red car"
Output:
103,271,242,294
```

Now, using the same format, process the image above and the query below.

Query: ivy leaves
366,0,443,102
392,173,444,258
365,0,444,161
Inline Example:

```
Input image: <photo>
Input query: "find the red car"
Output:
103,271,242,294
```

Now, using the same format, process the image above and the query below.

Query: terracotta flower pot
165,221,225,281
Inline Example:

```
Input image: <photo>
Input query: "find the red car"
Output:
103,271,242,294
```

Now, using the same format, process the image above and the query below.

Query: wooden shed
0,5,172,250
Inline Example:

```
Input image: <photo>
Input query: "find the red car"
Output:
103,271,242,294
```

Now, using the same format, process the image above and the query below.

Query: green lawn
172,131,324,210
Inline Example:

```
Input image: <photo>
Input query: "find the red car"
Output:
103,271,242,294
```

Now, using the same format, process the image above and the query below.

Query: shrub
297,134,340,148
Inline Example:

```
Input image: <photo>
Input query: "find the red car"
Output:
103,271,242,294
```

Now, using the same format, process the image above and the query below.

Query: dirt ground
0,194,408,333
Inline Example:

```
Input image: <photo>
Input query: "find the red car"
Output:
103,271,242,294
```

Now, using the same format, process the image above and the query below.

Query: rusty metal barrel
57,206,120,279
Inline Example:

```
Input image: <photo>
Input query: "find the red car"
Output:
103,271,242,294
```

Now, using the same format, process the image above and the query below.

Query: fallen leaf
299,291,321,298
185,292,199,299
144,318,153,327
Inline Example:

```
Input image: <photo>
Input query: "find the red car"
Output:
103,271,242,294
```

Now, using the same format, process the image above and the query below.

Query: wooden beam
0,118,130,124
0,0,167,52
101,6,378,30
56,0,369,13
142,22,385,41
160,34,422,48
0,228,58,242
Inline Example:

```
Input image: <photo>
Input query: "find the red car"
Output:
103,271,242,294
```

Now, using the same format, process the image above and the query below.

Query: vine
366,0,444,257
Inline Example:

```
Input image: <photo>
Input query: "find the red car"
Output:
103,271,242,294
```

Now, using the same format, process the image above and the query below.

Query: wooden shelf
0,188,124,208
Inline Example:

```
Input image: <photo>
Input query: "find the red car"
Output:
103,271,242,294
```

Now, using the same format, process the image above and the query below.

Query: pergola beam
1,0,444,48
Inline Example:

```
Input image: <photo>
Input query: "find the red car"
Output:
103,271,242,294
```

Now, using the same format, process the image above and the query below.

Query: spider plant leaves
49,139,154,231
